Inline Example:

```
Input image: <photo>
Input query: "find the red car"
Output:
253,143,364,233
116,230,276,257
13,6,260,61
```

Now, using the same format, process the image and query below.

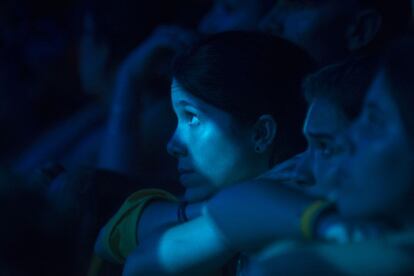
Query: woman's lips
178,168,197,186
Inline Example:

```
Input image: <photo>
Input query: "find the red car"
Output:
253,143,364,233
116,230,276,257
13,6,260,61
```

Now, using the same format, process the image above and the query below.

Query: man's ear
346,9,382,50
252,115,277,153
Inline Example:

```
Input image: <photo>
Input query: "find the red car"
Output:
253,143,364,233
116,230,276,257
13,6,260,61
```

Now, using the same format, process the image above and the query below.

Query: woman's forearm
207,179,318,251
124,215,235,276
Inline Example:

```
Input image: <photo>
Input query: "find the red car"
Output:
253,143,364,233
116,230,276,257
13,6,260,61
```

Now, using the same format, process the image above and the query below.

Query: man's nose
295,151,316,187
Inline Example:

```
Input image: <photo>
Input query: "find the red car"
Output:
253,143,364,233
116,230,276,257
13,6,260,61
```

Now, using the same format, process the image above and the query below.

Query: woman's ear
252,115,277,153
346,9,382,50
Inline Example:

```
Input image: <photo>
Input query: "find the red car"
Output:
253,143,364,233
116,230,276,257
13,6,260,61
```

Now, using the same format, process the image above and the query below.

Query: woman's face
337,70,414,219
198,0,263,35
167,79,266,202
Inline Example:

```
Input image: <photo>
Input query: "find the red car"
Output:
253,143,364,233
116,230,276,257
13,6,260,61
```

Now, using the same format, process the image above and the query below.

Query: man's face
337,70,414,218
302,97,350,199
259,0,359,65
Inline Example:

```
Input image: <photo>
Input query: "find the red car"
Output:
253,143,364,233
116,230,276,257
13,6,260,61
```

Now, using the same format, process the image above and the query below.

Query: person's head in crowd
259,0,412,65
299,56,379,198
198,0,276,34
167,31,314,202
336,34,414,223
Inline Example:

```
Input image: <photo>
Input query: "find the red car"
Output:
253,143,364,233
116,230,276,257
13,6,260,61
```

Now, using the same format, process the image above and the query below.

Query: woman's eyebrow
176,100,192,107
176,100,209,114
176,100,201,111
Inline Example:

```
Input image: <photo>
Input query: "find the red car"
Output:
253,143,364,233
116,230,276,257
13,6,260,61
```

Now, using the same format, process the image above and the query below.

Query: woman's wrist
177,201,189,223
185,201,206,220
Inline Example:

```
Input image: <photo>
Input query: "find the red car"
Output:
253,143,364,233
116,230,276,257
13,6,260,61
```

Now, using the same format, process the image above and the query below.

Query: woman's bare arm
122,179,320,275
207,179,317,252
123,214,235,276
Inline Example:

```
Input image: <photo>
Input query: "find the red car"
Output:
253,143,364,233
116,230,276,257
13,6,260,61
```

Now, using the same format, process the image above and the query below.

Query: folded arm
123,214,235,276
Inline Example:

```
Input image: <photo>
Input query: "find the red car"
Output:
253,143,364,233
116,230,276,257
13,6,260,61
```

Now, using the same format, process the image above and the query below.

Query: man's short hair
303,55,379,121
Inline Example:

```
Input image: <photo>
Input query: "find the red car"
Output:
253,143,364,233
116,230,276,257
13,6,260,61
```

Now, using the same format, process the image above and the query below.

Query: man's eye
321,147,334,158
366,112,384,128
315,141,334,158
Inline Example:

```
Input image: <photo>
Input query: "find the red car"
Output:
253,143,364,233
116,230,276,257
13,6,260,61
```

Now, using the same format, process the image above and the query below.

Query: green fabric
100,189,178,263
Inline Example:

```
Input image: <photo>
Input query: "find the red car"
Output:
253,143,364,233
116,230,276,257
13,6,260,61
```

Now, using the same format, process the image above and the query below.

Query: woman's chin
184,186,217,203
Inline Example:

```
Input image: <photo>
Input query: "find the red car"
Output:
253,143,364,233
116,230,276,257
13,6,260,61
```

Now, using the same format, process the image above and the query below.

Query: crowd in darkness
1,0,414,275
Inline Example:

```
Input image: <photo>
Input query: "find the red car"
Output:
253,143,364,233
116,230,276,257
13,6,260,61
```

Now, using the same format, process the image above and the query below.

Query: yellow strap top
88,188,178,276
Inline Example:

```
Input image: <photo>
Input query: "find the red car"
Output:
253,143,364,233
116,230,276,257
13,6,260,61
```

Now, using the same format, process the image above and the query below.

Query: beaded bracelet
300,200,334,240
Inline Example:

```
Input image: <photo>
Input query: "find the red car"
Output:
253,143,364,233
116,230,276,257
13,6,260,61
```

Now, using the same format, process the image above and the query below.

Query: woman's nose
166,130,187,158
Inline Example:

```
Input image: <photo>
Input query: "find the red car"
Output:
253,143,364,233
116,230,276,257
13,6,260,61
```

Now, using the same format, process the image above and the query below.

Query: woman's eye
189,116,200,125
185,112,200,126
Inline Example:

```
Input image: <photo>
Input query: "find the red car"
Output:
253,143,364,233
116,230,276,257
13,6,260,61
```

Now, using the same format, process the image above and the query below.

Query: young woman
124,35,414,274
95,31,314,275
99,0,278,183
